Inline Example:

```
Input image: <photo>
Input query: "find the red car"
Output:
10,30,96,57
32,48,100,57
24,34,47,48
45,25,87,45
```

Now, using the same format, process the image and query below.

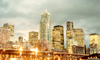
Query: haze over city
0,0,100,48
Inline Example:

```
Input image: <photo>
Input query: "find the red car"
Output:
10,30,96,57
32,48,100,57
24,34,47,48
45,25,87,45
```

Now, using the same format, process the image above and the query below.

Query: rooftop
89,33,99,35
4,23,14,26
54,25,63,27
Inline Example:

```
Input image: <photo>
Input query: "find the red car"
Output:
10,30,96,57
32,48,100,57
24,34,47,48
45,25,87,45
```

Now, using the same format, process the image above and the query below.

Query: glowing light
20,53,22,55
59,58,60,60
35,48,38,52
3,49,5,51
19,47,23,51
79,58,82,60
48,58,49,60
30,49,34,51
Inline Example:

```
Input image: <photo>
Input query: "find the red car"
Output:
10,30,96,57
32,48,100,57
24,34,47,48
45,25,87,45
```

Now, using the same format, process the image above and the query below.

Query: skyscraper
0,27,10,48
66,21,75,51
29,31,38,44
66,21,85,51
67,21,73,30
52,25,64,50
73,29,84,47
3,23,14,36
40,10,52,48
89,33,100,53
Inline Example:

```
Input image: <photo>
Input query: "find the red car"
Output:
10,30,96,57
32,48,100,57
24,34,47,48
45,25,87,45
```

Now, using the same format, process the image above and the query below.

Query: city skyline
0,0,100,48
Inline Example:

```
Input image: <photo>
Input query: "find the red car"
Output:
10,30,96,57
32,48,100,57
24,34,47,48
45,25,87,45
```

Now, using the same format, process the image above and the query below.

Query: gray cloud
0,0,100,48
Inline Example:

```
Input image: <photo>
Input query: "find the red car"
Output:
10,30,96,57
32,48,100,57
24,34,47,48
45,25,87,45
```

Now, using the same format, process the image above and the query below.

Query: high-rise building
19,36,23,47
67,21,73,30
40,10,52,49
66,21,75,51
3,23,14,36
89,33,100,53
52,25,64,50
0,27,10,48
66,21,85,51
89,43,98,54
19,36,23,42
73,29,84,47
29,31,38,44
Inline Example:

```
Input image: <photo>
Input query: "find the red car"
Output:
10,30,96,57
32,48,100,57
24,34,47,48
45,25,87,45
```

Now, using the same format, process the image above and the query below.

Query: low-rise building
72,45,85,54
89,43,98,54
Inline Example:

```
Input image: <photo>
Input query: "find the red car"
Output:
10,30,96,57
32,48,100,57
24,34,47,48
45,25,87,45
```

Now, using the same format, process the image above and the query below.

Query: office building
73,29,85,47
72,45,85,54
89,33,100,53
52,25,64,50
89,43,98,54
0,27,10,48
3,23,14,36
66,21,85,51
40,10,52,49
29,31,38,44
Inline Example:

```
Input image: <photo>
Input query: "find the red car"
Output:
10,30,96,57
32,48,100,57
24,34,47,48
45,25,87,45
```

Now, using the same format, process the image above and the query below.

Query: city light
35,48,38,53
19,47,23,51
30,49,34,51
58,58,60,60
3,49,5,52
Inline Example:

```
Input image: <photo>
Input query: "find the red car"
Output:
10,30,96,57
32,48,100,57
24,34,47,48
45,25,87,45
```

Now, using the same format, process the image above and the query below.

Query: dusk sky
0,0,100,48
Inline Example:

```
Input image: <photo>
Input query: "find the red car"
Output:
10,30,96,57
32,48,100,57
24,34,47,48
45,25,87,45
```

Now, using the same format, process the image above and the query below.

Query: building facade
67,37,74,54
73,29,85,47
72,45,85,54
66,21,75,51
40,10,52,49
0,27,10,48
89,43,98,54
89,33,100,53
19,36,23,42
66,21,85,51
29,31,38,44
52,25,64,50
3,23,14,36
19,36,23,47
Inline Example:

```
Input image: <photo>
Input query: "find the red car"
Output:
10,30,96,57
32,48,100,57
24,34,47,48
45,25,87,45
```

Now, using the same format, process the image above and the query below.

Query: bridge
0,49,89,60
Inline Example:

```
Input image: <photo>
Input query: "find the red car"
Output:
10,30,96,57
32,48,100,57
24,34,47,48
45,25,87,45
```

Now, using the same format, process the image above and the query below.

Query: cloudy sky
0,0,100,48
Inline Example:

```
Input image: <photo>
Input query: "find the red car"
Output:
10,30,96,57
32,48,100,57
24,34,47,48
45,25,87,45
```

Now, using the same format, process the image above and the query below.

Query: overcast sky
0,0,100,48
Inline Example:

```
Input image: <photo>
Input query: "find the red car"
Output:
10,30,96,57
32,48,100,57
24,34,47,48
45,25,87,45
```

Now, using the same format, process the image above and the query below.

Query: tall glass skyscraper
40,10,52,49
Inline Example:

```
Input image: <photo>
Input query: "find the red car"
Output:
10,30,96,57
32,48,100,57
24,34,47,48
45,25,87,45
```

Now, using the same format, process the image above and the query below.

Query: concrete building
33,39,49,51
52,25,64,50
67,37,74,54
67,21,73,30
0,27,10,48
29,31,38,44
66,21,75,51
72,45,85,54
66,21,85,51
89,43,98,54
19,36,23,42
3,23,14,36
18,36,23,47
40,10,52,49
89,33,100,53
73,29,85,47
